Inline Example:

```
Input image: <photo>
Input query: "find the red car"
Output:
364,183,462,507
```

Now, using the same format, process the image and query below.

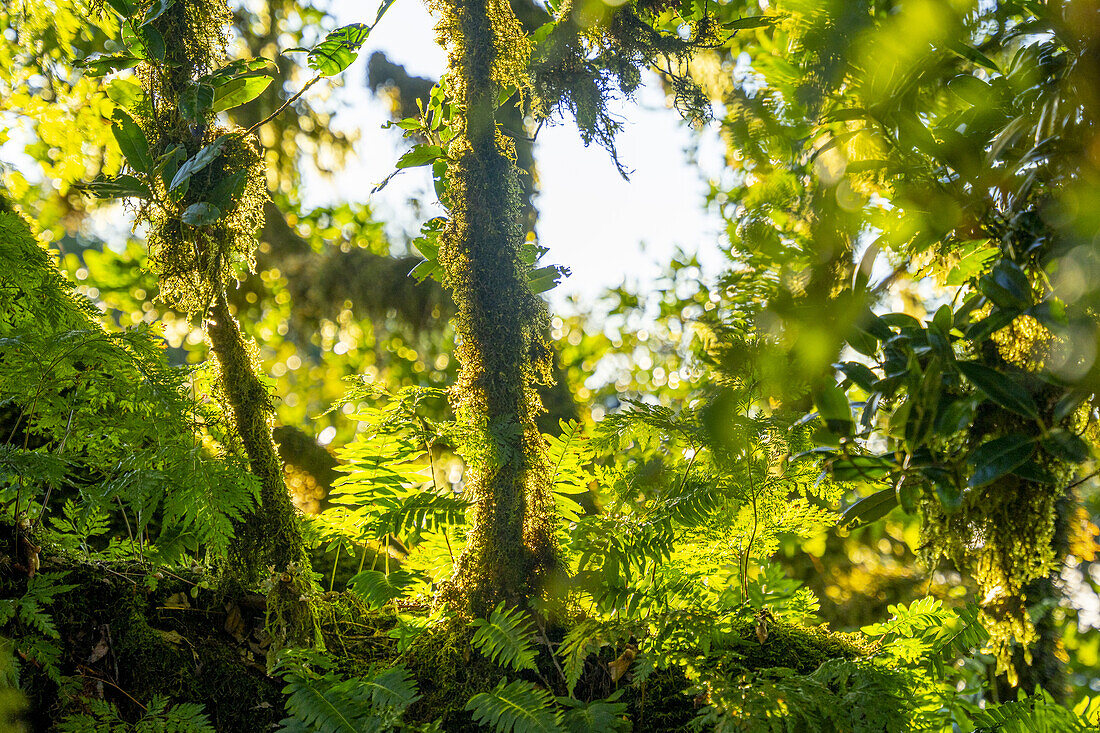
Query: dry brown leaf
224,602,246,642
164,592,191,610
608,644,637,683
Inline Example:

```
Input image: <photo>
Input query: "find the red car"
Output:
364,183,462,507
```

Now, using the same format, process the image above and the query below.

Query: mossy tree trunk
431,0,560,616
137,0,314,642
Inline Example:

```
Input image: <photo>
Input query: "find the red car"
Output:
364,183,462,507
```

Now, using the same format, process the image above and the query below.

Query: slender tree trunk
432,0,560,616
138,0,314,642
207,290,308,574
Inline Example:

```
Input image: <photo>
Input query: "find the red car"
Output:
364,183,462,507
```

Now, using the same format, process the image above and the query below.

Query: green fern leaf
558,691,630,733
470,603,538,671
348,570,420,610
465,679,562,733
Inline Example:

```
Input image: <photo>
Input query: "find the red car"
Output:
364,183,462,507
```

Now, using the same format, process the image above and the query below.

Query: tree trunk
432,0,560,616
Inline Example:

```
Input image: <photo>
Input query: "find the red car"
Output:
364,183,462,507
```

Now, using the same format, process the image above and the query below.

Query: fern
969,688,1097,732
274,649,419,733
465,679,562,733
347,570,420,610
557,691,630,733
470,603,538,671
56,695,214,732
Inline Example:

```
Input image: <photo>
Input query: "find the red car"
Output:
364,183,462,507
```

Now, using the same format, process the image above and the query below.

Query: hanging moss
427,0,561,616
915,316,1080,680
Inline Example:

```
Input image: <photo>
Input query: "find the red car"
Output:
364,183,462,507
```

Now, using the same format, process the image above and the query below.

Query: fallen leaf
224,602,246,642
608,644,637,683
164,592,191,610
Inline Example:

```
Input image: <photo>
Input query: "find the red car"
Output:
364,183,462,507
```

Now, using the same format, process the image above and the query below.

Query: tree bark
432,0,560,616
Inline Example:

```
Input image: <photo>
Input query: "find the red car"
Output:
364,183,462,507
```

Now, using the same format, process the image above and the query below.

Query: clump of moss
11,561,283,730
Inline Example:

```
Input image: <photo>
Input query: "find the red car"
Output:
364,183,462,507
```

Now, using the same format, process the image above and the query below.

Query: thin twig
242,75,322,137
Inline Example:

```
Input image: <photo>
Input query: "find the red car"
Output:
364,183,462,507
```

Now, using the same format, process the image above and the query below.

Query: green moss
15,563,283,730
400,622,504,729
428,0,560,615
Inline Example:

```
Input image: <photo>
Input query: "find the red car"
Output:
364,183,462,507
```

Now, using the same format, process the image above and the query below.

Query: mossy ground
6,544,874,731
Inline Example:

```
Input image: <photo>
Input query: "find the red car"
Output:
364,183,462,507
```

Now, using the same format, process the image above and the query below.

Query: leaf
179,83,215,122
558,691,629,733
101,0,136,16
111,110,153,173
81,174,152,199
305,24,372,77
364,665,420,714
812,382,853,436
465,680,563,733
347,570,418,609
181,203,222,227
978,260,1031,309
210,75,273,113
1042,429,1090,463
949,40,1000,72
955,361,1040,420
470,603,537,672
142,0,175,24
829,454,896,482
396,145,447,169
169,135,228,191
841,487,898,528
79,54,142,77
968,434,1036,488
723,16,778,31
528,264,569,294
106,78,144,110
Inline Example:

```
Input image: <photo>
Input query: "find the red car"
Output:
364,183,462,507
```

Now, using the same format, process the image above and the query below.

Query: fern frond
348,570,420,610
465,679,562,733
557,690,630,733
470,603,538,672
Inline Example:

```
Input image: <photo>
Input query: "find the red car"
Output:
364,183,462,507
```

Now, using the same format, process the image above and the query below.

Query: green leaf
396,145,447,169
968,434,1036,488
558,691,629,733
466,679,563,733
829,454,896,482
1042,429,1090,463
470,603,537,672
841,487,898,528
955,361,1040,420
142,0,175,24
723,16,778,31
965,308,1017,343
304,24,372,77
111,109,153,174
79,54,142,77
528,265,569,295
169,135,228,191
205,169,247,209
179,83,215,122
106,78,144,110
949,40,1000,72
935,397,977,435
210,75,273,113
102,0,136,17
181,203,221,227
835,361,878,392
978,260,1031,309
347,570,418,609
81,174,152,199
812,382,853,436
